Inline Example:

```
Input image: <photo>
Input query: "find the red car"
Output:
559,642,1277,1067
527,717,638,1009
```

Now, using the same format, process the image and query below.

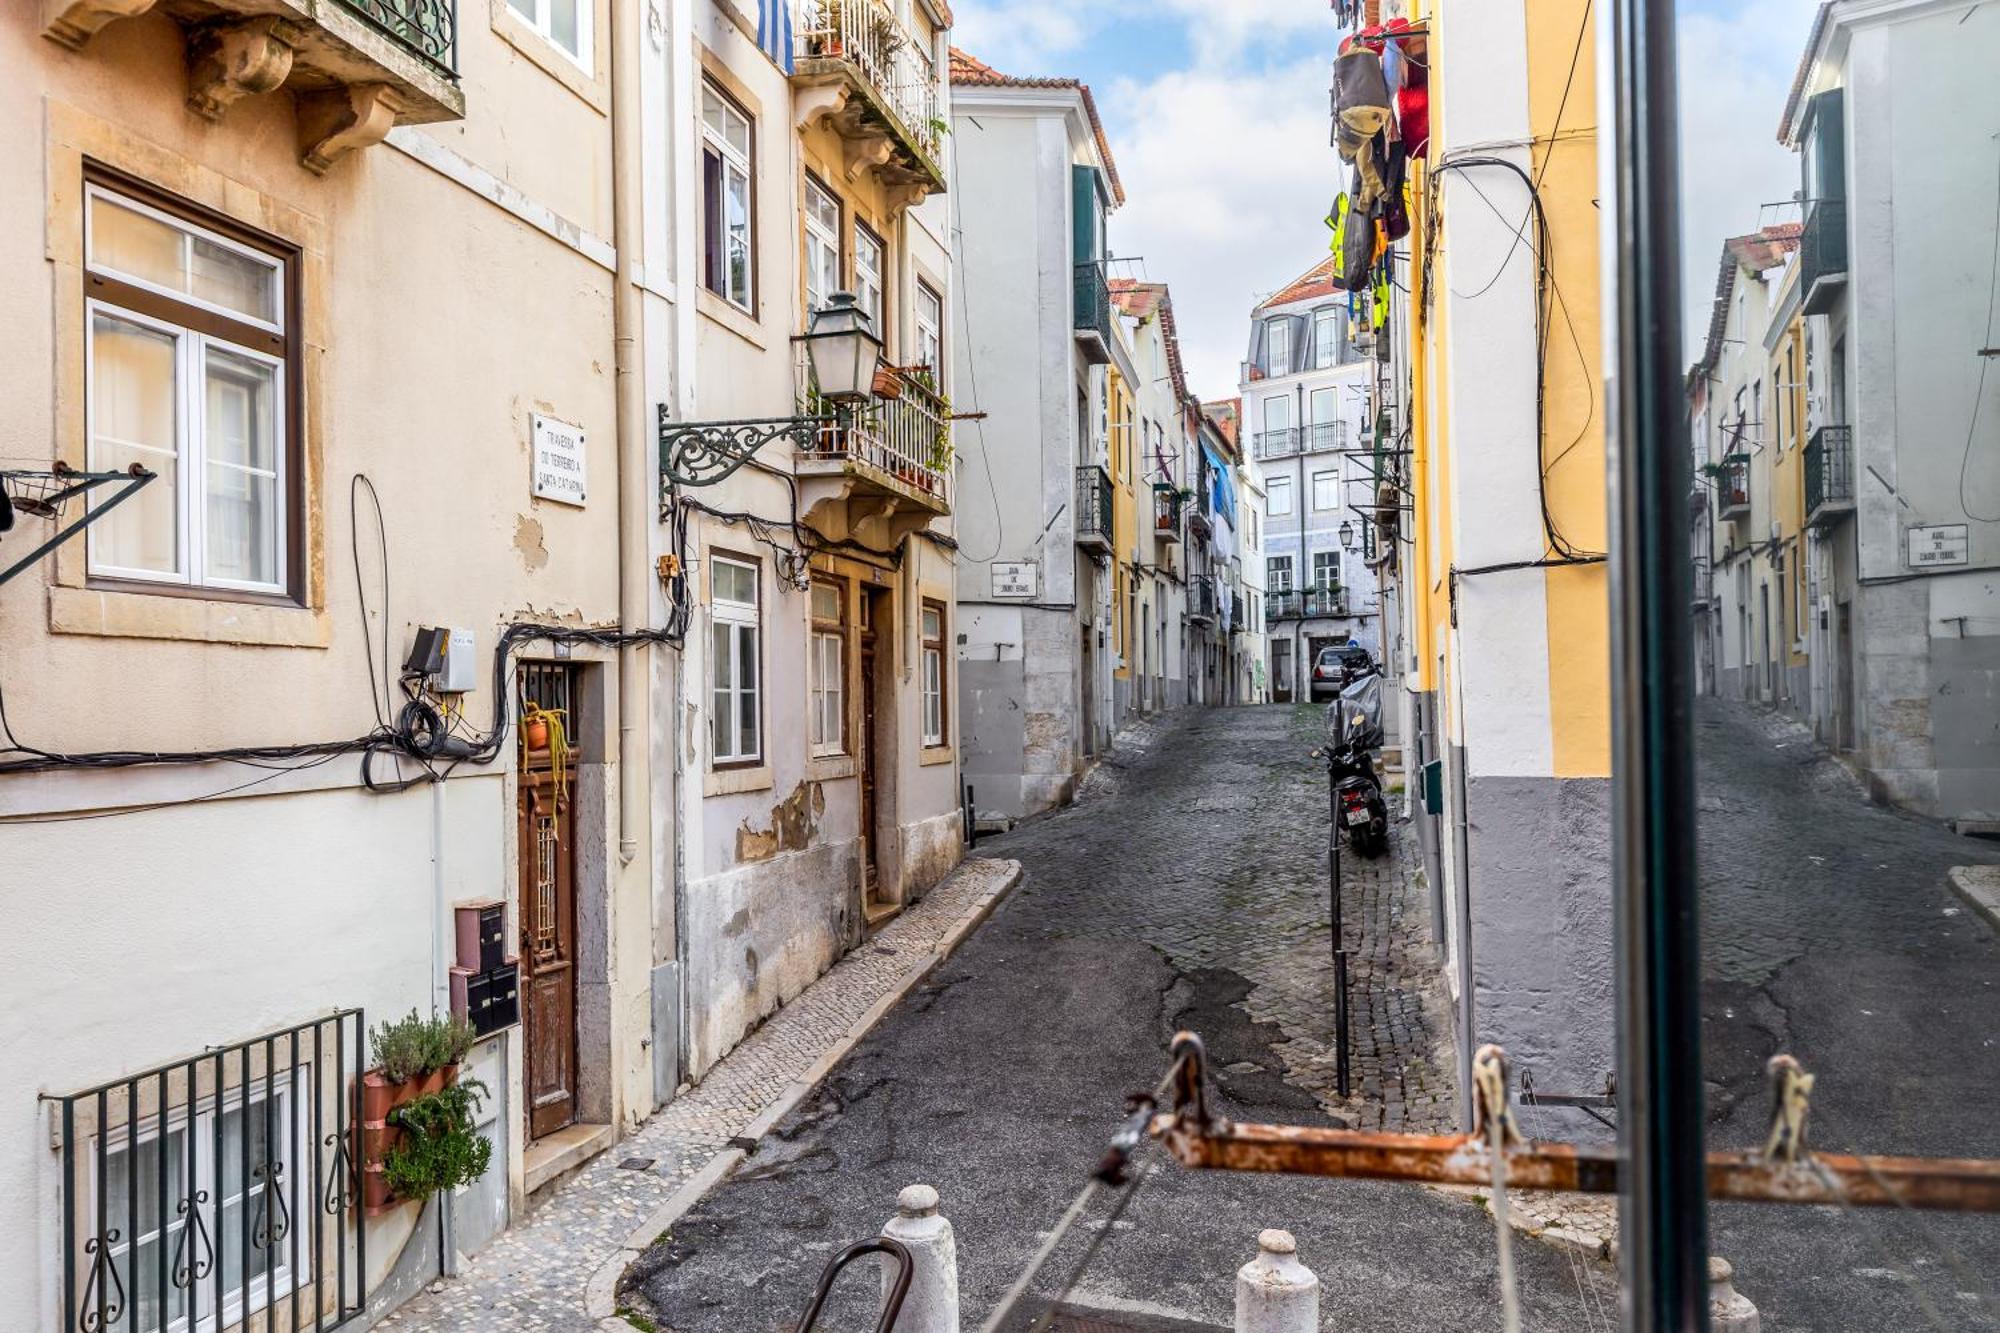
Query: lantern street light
1338,519,1357,551
659,292,884,487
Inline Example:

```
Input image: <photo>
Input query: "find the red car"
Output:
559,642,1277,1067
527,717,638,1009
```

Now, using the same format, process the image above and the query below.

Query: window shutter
1247,318,1268,376
1072,164,1099,264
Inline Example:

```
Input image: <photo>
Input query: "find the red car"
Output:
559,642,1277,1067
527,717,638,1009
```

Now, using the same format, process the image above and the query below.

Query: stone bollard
1709,1257,1761,1332
882,1184,959,1333
1235,1229,1319,1333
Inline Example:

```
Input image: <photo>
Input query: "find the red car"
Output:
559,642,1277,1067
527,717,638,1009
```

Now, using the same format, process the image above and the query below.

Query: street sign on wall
532,414,588,507
992,561,1039,599
1906,523,1969,569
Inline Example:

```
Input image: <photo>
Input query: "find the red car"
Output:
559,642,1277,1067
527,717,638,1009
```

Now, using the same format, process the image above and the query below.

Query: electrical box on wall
440,627,478,693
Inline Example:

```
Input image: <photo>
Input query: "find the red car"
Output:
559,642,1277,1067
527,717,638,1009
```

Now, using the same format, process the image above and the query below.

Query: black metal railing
1230,591,1245,632
54,1011,368,1333
1267,584,1344,620
1075,465,1114,549
1074,262,1112,347
1253,428,1298,459
1153,488,1183,541
1305,420,1348,453
1188,574,1218,621
1805,423,1854,525
1715,453,1750,520
336,0,458,76
1800,199,1847,314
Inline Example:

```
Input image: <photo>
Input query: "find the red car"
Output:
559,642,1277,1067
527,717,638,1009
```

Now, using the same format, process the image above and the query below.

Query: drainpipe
611,0,646,866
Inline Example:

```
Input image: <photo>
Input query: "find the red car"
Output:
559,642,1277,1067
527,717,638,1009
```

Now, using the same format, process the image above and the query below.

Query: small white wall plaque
1906,523,1969,569
992,561,1039,599
532,414,588,507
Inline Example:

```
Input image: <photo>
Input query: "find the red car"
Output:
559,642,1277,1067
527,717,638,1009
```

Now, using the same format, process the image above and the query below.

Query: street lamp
1338,519,1356,551
659,292,882,487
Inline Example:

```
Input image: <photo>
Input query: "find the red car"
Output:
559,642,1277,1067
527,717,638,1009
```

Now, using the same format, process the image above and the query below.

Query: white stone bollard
882,1184,959,1333
1235,1229,1319,1333
1709,1257,1761,1332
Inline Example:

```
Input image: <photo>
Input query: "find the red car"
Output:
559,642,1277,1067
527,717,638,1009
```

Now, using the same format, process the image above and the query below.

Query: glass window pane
711,621,733,690
203,348,280,585
90,312,180,576
90,196,184,293
727,168,751,307
922,607,941,640
548,0,579,53
739,627,758,695
189,237,277,325
724,104,751,159
508,0,534,15
701,87,726,137
812,582,840,621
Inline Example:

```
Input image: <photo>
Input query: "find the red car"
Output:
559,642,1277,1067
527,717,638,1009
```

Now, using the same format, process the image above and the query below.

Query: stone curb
582,857,1025,1320
1947,864,2000,936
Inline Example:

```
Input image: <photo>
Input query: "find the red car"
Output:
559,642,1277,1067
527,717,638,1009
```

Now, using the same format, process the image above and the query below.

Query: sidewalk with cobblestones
381,854,1021,1332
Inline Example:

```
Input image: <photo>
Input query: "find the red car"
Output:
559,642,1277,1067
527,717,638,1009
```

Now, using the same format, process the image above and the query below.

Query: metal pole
1602,0,1708,1327
1327,777,1351,1099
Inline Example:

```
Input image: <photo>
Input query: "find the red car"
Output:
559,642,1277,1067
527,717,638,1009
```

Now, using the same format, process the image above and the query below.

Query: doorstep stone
1947,864,2000,936
523,1121,615,1196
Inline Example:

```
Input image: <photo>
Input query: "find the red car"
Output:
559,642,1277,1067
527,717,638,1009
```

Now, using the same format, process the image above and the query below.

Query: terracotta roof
947,47,1125,205
1106,278,1161,318
1258,255,1340,312
1690,225,1804,384
1777,3,1835,144
1205,399,1241,449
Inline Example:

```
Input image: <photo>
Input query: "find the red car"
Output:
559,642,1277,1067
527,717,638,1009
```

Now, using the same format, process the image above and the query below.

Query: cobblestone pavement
631,705,1617,1331
381,856,1021,1332
1695,699,2000,1331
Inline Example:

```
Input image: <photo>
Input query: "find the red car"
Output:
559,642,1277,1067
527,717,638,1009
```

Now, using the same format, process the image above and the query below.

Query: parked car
1309,644,1375,700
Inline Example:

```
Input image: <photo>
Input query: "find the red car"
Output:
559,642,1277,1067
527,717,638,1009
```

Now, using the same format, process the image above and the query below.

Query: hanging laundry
1385,16,1430,159
1381,139,1411,242
1334,30,1395,210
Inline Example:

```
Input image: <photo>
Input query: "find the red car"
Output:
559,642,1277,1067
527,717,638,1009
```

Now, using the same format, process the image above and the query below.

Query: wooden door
518,667,579,1140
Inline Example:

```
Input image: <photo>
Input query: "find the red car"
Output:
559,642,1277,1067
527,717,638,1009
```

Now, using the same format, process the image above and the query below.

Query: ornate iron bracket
657,405,838,493
0,464,155,588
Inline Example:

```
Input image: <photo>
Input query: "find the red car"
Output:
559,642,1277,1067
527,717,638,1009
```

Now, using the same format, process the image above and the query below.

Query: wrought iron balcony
1230,591,1246,633
1188,574,1218,623
1266,584,1344,621
1153,487,1183,543
1714,453,1751,523
1690,555,1712,608
1254,428,1298,459
794,355,952,544
1805,424,1854,528
1305,420,1349,453
1075,464,1114,555
45,0,463,172
1800,199,1848,317
794,0,947,200
1074,263,1114,365
53,1010,369,1333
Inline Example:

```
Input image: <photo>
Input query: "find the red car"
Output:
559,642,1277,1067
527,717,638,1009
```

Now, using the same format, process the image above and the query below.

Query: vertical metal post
1603,0,1709,1327
1327,764,1351,1099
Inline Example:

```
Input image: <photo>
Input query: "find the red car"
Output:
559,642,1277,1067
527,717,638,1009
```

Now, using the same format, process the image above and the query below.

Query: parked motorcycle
1316,672,1389,857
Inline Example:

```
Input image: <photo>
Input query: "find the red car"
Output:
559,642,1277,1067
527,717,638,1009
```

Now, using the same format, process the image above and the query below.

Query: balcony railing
1188,574,1218,622
1305,420,1349,453
798,360,953,510
1805,424,1854,528
53,1010,370,1333
1153,488,1183,542
794,0,945,189
1075,465,1114,553
1230,591,1246,633
1254,428,1298,459
1266,585,1345,621
1714,453,1750,522
1800,199,1848,316
337,0,456,74
1074,263,1113,365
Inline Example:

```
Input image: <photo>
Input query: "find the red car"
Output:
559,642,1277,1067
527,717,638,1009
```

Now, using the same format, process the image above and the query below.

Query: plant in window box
360,1010,477,1213
382,1080,493,1204
871,362,904,401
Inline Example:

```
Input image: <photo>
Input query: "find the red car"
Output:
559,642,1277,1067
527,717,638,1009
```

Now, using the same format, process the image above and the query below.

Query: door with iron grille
518,663,579,1140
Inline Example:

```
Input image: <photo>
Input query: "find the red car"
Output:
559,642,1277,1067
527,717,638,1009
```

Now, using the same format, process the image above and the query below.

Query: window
709,555,762,763
803,175,841,316
1268,554,1294,593
507,0,591,70
921,601,947,746
809,579,846,757
85,184,292,595
88,1071,309,1333
854,222,884,334
1267,318,1292,376
1268,474,1294,517
701,84,754,312
1312,549,1341,589
915,280,943,374
1312,470,1339,511
1313,308,1340,368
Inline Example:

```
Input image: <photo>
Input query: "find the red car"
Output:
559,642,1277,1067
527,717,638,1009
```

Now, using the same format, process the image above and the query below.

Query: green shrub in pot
370,1009,478,1084
383,1079,493,1201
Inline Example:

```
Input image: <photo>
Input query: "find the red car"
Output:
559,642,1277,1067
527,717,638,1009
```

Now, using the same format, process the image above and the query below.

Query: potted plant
872,362,904,401
360,1010,477,1213
381,1079,493,1205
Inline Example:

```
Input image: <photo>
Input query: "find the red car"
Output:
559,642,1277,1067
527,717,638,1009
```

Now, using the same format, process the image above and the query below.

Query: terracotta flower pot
523,716,550,751
872,365,903,400
359,1063,459,1214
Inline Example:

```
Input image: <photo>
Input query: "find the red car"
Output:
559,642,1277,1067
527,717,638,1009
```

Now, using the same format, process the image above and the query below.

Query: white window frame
853,222,884,333
1268,554,1294,594
1311,548,1341,589
1267,318,1292,376
809,578,846,758
709,555,763,765
1312,470,1339,512
803,175,841,318
1267,474,1294,517
506,0,593,73
701,83,755,313
921,601,946,747
81,1068,311,1333
914,280,943,374
1313,308,1339,368
86,185,292,592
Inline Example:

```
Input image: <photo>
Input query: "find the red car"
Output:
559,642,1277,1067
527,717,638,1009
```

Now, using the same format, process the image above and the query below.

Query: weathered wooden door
518,666,579,1140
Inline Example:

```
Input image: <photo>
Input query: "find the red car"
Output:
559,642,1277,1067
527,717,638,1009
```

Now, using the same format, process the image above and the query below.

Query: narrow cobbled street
627,705,1614,1332
1698,699,2000,1331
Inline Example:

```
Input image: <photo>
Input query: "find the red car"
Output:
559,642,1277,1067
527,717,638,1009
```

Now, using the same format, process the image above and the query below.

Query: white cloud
948,0,1103,71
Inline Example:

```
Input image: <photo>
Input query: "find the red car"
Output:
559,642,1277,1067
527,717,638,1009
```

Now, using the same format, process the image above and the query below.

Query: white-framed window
86,1069,310,1333
1267,318,1291,376
701,83,754,312
1267,474,1294,517
1312,549,1341,589
1312,470,1339,511
1268,554,1294,594
809,578,846,757
506,0,592,71
803,175,841,317
709,554,762,763
1313,307,1340,367
915,280,943,374
854,222,884,334
921,601,946,746
84,184,291,596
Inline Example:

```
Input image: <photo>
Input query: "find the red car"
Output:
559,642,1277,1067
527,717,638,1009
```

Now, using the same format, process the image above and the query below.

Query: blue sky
949,0,1824,398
